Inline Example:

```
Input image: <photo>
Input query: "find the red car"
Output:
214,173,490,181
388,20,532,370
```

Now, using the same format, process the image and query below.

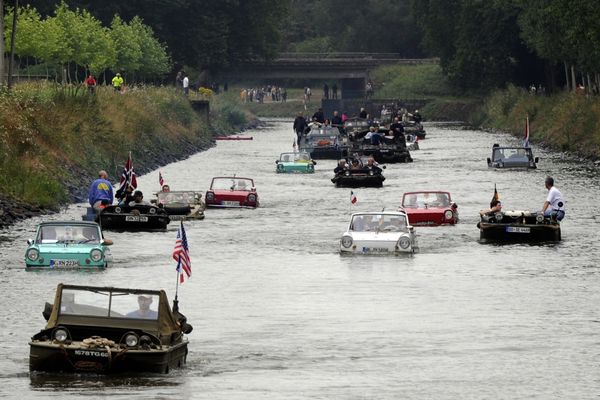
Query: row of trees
24,0,289,73
284,0,424,57
412,0,600,93
4,2,170,82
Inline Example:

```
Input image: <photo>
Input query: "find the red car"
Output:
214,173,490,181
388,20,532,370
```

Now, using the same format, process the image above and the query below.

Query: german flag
490,184,500,207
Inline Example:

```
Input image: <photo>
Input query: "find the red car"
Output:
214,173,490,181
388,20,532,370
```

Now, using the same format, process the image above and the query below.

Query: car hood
346,231,408,241
35,243,103,253
213,189,254,196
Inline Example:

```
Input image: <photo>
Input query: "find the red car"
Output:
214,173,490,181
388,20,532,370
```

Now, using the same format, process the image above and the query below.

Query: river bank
0,82,257,228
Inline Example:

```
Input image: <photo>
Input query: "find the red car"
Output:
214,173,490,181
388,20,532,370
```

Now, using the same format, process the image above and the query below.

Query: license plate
125,215,148,222
51,259,79,267
362,247,389,253
506,226,530,233
222,201,240,206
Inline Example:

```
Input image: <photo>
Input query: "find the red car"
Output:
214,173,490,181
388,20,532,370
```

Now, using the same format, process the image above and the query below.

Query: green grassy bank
0,82,251,209
477,85,600,158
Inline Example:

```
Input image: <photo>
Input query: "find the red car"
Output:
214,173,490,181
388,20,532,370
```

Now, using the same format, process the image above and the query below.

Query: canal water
1,120,599,399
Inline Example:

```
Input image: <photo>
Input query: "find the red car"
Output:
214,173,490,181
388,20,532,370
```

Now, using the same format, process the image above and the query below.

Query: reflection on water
0,120,599,399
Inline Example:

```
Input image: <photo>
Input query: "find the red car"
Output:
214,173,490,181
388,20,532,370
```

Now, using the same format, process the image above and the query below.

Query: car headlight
206,192,214,201
26,248,39,261
536,213,544,223
397,236,411,249
444,210,454,220
53,327,69,342
344,170,350,176
341,235,353,248
368,170,374,176
247,194,257,202
149,207,156,214
90,249,103,262
494,212,503,221
125,333,139,347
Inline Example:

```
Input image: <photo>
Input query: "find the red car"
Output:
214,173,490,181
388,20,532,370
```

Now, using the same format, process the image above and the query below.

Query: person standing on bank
541,176,565,220
183,73,189,97
85,74,97,95
88,170,113,212
112,73,123,92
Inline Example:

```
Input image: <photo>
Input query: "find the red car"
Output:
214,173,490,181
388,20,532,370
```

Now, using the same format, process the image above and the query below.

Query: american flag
351,190,357,204
172,222,191,283
159,171,164,187
116,152,137,199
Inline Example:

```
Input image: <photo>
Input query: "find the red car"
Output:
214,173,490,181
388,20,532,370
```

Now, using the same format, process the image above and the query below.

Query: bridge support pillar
340,78,365,99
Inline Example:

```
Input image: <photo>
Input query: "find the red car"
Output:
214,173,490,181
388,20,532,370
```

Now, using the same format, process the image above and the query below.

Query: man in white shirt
541,176,565,220
183,74,189,97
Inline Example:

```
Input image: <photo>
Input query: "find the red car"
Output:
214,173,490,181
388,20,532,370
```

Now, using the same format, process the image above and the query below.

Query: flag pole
175,260,180,302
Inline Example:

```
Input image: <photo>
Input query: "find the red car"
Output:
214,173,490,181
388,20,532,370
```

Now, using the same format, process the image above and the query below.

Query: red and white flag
350,191,357,204
159,171,165,187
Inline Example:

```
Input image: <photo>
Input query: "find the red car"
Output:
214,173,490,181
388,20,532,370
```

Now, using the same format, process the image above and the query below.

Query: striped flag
491,184,500,207
523,115,530,148
172,222,192,283
159,171,165,187
116,152,137,199
351,191,357,204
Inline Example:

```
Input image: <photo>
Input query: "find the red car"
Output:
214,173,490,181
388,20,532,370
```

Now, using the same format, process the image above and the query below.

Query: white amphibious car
340,211,418,254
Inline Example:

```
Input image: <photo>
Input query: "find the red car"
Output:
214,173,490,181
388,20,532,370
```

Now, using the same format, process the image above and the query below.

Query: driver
126,295,158,319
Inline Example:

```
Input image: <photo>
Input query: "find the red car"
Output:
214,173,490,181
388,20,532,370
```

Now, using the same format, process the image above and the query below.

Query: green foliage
3,2,168,82
284,0,424,56
371,64,453,98
110,15,142,74
289,37,334,53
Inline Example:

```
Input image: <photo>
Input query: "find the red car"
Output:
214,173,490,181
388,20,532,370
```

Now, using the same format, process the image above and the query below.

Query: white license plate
125,215,148,222
222,201,240,206
362,247,389,253
52,259,79,267
506,226,530,233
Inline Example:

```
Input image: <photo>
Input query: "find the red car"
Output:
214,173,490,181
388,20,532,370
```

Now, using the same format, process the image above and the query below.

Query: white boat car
340,211,418,254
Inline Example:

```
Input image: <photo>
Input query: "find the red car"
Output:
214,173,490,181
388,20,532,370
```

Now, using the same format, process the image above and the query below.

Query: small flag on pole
350,190,357,204
491,184,500,207
159,171,165,187
523,115,530,148
293,139,297,151
172,222,192,283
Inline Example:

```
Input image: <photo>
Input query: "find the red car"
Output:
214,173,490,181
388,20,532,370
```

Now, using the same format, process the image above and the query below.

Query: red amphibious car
400,191,458,226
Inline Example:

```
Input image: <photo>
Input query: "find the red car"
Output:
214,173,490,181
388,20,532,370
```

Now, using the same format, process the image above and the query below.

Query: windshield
211,178,253,191
493,148,531,161
403,192,450,208
279,153,295,162
350,214,407,232
157,191,195,204
59,288,159,320
37,224,101,244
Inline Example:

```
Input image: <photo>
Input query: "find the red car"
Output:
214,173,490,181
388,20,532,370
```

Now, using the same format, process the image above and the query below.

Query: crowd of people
240,85,287,103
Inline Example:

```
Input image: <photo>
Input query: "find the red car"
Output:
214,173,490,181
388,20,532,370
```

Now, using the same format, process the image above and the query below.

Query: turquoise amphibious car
25,221,112,269
275,151,316,173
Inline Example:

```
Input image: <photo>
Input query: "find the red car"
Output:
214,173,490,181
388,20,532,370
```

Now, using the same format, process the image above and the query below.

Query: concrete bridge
219,52,438,98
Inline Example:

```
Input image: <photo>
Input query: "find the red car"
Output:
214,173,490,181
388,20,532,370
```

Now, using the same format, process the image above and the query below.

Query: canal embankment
0,82,257,227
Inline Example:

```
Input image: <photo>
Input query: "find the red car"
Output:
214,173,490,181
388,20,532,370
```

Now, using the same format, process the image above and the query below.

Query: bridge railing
277,52,404,59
